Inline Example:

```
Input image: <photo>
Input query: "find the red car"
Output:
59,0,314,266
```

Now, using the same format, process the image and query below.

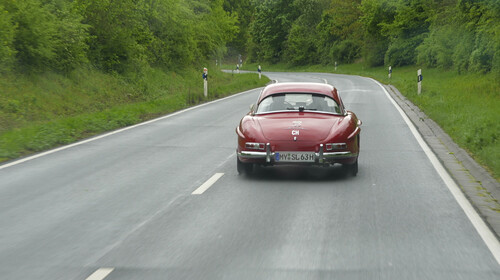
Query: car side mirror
249,103,255,113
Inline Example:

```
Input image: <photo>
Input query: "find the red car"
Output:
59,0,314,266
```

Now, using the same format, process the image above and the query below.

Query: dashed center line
192,173,224,195
85,268,114,280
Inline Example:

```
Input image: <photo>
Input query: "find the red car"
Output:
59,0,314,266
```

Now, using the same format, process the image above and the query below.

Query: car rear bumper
237,143,357,165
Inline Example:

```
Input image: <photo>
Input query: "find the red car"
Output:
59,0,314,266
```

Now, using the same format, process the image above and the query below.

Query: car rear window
256,93,342,114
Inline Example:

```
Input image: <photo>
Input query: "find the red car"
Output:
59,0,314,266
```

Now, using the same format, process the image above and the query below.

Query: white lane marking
0,88,261,171
87,159,236,264
85,268,114,280
370,78,500,265
192,173,224,195
322,78,328,84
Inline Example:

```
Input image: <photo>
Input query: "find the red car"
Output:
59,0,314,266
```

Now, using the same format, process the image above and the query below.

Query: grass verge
0,66,269,163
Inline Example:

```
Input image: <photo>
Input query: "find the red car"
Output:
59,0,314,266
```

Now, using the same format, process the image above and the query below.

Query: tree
316,0,363,64
284,0,329,65
417,0,500,75
145,0,197,69
44,0,89,72
0,0,90,72
381,0,434,66
248,0,298,63
0,3,16,72
223,0,254,55
76,0,153,73
5,0,60,71
359,0,397,66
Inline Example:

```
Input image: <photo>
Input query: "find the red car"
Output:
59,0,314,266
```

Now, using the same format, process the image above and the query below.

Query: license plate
275,151,315,162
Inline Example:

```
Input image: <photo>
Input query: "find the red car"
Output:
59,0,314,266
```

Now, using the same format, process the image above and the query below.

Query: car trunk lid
256,113,339,142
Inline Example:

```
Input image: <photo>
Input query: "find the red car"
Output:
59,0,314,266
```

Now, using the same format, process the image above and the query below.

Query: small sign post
203,67,208,97
258,65,262,79
236,64,239,74
388,66,392,79
417,69,423,94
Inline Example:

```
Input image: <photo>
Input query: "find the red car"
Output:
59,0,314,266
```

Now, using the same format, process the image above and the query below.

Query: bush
8,0,60,71
46,1,90,72
362,39,388,67
417,27,456,69
331,39,361,64
0,4,16,72
452,31,475,74
1,0,90,73
285,23,318,65
385,35,425,67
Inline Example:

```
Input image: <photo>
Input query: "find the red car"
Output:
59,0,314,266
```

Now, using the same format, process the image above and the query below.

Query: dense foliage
244,0,499,76
0,0,238,73
1,0,497,75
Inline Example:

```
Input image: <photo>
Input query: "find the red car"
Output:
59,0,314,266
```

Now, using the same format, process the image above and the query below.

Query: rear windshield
256,93,342,114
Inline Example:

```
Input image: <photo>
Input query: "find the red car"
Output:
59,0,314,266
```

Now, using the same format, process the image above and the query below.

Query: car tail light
325,143,347,150
245,142,265,150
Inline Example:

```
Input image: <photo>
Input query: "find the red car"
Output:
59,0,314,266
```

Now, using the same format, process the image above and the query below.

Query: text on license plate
275,152,315,162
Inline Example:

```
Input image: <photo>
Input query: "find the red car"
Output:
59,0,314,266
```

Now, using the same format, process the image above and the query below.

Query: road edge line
370,78,500,265
0,88,261,171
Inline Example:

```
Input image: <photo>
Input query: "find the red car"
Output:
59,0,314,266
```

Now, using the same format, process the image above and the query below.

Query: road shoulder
384,84,500,240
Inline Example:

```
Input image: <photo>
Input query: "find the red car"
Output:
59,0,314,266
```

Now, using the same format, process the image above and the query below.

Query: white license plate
275,151,315,162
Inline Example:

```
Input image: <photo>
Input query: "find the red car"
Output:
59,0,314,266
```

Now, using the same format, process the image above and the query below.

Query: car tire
343,159,358,176
237,157,253,175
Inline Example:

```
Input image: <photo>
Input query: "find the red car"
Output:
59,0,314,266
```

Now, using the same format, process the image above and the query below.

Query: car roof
257,82,340,104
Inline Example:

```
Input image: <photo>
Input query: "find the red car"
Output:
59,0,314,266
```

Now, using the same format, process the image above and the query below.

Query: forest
0,0,498,76
0,0,238,74
244,0,499,75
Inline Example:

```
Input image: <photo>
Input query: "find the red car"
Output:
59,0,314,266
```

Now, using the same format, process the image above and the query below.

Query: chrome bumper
238,143,356,164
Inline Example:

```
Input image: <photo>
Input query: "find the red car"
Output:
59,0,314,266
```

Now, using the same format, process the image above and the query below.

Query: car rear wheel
237,157,253,175
343,159,358,176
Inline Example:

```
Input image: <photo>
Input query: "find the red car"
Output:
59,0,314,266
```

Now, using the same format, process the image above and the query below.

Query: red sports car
236,82,361,175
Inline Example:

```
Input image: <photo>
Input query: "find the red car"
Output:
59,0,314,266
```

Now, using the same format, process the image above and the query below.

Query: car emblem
292,130,300,136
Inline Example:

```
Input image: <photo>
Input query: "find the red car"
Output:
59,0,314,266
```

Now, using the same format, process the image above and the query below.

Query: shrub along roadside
0,67,269,163
236,62,499,181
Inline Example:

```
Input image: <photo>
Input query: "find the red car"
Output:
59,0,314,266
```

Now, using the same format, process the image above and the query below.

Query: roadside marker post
388,66,392,79
236,64,240,74
417,69,423,94
203,67,208,98
335,61,338,71
258,65,262,79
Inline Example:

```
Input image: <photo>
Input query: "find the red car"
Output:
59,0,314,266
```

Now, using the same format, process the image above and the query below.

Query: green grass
229,62,499,181
0,66,269,162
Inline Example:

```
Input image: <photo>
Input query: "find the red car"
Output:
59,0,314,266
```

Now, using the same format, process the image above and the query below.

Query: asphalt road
1,72,499,280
